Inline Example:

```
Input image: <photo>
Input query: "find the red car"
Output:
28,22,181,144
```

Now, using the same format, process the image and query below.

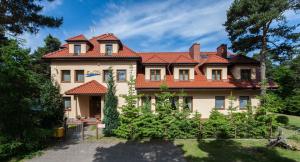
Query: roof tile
65,80,107,95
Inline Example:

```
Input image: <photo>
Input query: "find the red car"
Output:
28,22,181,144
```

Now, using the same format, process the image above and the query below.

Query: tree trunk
260,26,268,97
260,53,267,96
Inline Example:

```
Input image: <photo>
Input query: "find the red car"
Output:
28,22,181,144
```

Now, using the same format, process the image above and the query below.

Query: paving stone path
26,138,186,162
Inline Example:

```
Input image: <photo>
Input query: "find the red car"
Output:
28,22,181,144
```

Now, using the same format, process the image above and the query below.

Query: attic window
105,44,113,56
74,45,81,55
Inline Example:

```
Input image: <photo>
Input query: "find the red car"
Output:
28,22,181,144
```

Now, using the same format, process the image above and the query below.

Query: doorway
89,96,101,118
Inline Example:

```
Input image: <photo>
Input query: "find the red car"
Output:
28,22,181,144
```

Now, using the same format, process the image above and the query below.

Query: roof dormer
66,34,90,55
97,33,123,56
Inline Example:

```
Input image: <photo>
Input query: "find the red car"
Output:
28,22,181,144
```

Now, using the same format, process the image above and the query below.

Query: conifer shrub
103,68,119,136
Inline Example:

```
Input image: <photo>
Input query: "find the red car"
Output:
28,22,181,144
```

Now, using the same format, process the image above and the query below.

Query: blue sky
22,0,300,53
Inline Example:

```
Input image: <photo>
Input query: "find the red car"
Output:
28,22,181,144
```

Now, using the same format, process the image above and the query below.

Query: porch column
100,96,104,121
179,96,183,112
75,95,78,117
151,96,155,112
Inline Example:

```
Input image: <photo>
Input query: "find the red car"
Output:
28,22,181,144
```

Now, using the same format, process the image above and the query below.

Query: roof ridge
144,55,168,63
138,51,189,54
66,34,87,41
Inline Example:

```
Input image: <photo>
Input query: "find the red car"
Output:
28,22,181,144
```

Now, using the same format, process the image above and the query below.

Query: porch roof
65,80,107,95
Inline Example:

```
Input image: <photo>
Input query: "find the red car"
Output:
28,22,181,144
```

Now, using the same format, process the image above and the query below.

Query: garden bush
276,115,289,125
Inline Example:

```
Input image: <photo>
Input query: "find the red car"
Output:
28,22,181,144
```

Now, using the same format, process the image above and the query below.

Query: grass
276,113,300,129
175,139,300,162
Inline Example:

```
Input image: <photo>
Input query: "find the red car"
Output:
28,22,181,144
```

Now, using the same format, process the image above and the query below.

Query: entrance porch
74,95,104,120
65,80,107,120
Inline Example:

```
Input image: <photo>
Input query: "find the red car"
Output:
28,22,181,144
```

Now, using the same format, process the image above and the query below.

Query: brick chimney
189,43,200,59
217,44,227,58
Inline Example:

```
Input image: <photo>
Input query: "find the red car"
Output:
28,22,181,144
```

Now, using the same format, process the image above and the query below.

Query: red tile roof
43,33,139,59
173,55,198,64
204,54,229,64
66,34,88,41
65,80,107,95
135,74,277,89
143,55,168,64
96,33,119,41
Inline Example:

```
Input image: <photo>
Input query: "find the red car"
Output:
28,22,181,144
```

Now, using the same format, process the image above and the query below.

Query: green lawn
175,139,300,162
276,113,300,129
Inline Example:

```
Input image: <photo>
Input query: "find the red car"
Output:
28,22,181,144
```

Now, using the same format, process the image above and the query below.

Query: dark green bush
276,115,289,125
203,110,234,139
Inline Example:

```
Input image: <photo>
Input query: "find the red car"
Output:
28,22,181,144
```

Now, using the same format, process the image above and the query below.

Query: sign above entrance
86,70,101,77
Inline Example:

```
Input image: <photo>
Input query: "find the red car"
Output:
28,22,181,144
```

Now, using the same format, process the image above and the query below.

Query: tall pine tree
224,0,300,95
103,68,119,136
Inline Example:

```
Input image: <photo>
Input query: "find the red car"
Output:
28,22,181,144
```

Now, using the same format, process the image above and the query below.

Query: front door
89,96,101,118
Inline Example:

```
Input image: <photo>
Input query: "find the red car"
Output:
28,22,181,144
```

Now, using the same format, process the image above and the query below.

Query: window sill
64,108,71,111
75,81,84,83
61,81,71,83
214,108,225,110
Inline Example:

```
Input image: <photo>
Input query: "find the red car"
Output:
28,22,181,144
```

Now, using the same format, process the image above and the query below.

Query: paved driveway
26,138,186,162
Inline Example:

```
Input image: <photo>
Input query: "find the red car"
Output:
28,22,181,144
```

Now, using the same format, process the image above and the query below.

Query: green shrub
203,110,234,138
276,115,289,125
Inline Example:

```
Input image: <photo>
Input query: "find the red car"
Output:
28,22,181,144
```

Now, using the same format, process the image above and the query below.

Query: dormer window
150,69,161,81
105,44,113,56
74,44,81,55
179,69,189,81
241,69,251,81
212,69,222,80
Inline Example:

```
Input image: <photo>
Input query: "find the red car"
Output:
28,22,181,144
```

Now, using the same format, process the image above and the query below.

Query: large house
43,33,276,119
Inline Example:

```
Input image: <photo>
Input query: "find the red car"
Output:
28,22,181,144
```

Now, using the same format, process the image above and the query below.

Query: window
105,44,113,56
150,69,161,81
239,96,250,109
117,70,126,82
171,96,179,109
74,44,81,55
61,70,71,82
183,96,193,111
212,70,222,80
63,97,71,110
241,69,251,81
179,69,189,81
215,96,225,109
141,96,151,111
75,70,84,82
103,70,112,82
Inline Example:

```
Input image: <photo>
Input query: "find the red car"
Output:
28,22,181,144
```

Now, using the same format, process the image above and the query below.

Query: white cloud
86,0,232,49
40,0,63,13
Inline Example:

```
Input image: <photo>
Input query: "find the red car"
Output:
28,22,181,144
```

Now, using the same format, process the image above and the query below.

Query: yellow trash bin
54,127,65,138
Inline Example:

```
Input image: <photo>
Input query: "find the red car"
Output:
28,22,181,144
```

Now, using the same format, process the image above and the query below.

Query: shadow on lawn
178,139,297,162
92,139,186,162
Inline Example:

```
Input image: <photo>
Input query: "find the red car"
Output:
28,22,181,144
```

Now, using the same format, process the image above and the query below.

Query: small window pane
171,96,179,109
215,96,225,109
183,96,193,111
103,70,112,82
241,69,251,81
75,70,84,82
74,45,81,55
117,70,126,82
105,44,113,56
179,70,189,81
212,70,222,80
150,69,161,81
63,97,71,110
62,70,71,82
239,96,250,109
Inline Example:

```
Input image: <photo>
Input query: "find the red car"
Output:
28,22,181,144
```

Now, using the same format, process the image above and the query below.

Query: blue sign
86,70,101,77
